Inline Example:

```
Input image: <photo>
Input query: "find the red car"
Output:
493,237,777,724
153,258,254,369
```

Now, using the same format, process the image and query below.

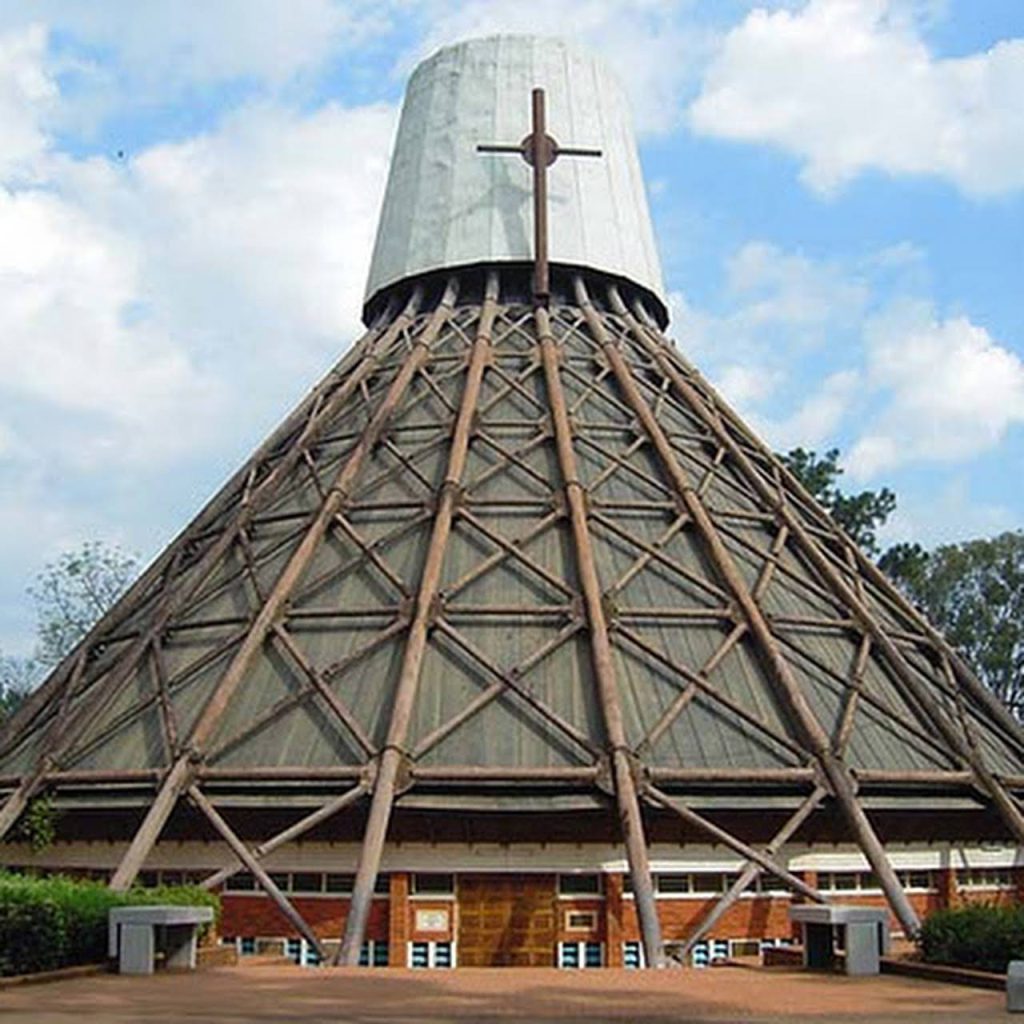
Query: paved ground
0,963,1011,1023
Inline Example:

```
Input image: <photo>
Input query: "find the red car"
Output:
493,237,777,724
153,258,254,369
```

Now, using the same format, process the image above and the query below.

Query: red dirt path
0,963,1010,1023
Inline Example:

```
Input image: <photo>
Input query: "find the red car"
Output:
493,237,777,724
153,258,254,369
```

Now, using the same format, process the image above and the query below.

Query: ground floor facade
4,840,1022,968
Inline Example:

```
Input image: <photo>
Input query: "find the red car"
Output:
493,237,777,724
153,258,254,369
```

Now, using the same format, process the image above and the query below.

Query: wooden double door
456,873,557,966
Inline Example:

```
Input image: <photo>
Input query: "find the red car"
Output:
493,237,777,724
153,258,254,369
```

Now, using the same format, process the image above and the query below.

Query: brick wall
221,866,1024,958
221,894,389,941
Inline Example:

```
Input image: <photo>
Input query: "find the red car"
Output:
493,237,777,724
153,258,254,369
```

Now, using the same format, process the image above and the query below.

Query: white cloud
726,241,868,330
0,185,211,459
763,368,861,450
880,474,1017,548
846,301,1024,478
1,2,388,94
715,363,782,410
0,21,397,468
0,23,54,179
118,99,396,368
690,0,1024,196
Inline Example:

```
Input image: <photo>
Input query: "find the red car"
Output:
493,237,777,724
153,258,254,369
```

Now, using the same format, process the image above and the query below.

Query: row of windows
222,866,1016,896
958,867,1015,888
224,936,389,967
224,937,450,969
624,872,782,896
231,935,800,970
816,869,1015,892
816,870,937,892
224,871,391,895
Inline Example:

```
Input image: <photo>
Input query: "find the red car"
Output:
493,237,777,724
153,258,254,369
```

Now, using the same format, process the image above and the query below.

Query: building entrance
456,873,557,966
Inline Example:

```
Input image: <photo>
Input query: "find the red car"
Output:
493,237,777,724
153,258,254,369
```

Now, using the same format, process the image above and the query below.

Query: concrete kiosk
789,905,890,976
108,905,214,975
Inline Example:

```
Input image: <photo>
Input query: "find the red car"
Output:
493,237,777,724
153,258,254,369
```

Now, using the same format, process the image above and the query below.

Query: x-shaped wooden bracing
5,271,1024,966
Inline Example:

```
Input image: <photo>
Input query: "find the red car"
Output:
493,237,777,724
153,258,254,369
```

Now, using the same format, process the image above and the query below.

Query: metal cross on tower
478,88,601,304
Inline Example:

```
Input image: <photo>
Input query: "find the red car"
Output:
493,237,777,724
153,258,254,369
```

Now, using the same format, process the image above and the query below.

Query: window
897,870,935,891
240,937,257,956
656,874,691,895
409,940,454,968
690,938,729,968
559,941,603,968
565,911,597,931
632,872,753,897
135,868,195,888
623,941,645,969
729,939,761,958
411,873,455,897
818,871,880,892
691,873,729,894
558,874,603,897
958,867,1014,888
225,871,388,896
359,940,390,967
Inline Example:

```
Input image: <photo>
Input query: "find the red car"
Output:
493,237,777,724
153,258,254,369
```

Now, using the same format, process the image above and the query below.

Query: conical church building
2,36,1023,971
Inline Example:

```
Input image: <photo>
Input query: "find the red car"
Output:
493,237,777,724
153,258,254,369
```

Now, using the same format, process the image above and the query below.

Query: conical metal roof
2,269,1021,813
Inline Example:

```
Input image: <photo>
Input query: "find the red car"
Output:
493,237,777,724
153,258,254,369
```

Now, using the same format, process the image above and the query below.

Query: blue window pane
584,942,602,968
559,943,580,968
286,939,301,963
373,941,390,967
240,937,256,956
410,942,429,968
434,942,452,968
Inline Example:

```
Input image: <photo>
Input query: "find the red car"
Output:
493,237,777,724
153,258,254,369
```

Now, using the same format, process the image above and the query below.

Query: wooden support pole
187,785,326,961
0,774,38,841
535,302,664,968
646,785,825,904
678,786,826,958
200,783,368,890
336,274,499,966
109,755,192,892
107,286,448,892
595,281,920,938
620,290,1024,854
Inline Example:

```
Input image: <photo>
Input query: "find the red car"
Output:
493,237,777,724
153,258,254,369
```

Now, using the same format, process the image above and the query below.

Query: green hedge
919,903,1024,974
0,872,220,977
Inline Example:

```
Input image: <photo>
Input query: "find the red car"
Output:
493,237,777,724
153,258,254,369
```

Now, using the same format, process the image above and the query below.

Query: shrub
0,871,220,976
918,903,1024,973
126,883,220,942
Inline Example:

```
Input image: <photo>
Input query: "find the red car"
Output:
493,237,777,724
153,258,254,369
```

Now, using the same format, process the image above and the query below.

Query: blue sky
1,0,1022,657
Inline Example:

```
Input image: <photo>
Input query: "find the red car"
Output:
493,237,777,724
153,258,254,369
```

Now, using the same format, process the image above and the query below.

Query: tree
780,447,897,556
0,542,139,727
880,533,1024,717
0,653,38,727
29,541,139,669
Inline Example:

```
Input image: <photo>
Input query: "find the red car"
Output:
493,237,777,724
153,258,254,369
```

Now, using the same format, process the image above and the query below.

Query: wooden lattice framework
2,266,1024,966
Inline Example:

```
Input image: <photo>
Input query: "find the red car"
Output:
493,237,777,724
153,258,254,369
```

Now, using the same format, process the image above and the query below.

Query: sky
0,0,1022,658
